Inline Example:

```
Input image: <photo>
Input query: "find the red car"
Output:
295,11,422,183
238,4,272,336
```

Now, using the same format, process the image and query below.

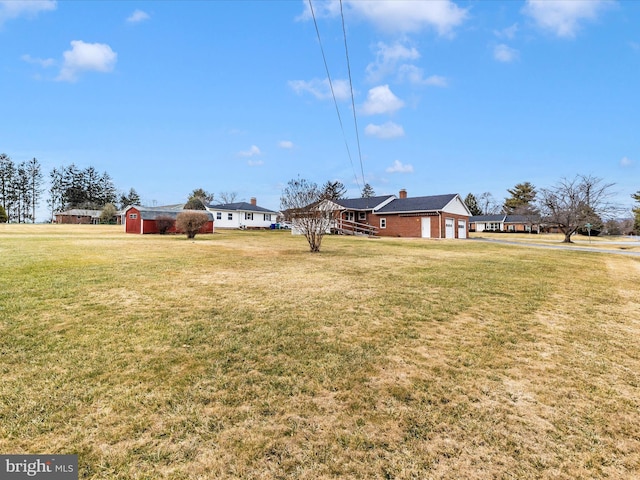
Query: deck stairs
332,218,379,237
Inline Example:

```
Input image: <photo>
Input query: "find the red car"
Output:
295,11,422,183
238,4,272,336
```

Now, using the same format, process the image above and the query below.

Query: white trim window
216,212,222,220
380,218,386,229
358,211,366,221
345,211,355,222
264,214,271,221
245,212,254,220
228,213,233,220
129,213,137,219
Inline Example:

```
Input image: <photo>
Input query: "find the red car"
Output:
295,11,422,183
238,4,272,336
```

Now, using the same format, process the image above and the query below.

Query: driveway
469,237,640,257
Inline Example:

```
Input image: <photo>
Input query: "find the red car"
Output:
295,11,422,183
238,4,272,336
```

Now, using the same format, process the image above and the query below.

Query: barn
123,205,215,235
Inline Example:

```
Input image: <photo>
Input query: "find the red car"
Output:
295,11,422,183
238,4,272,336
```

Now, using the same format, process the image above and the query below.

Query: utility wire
307,0,361,191
339,0,365,187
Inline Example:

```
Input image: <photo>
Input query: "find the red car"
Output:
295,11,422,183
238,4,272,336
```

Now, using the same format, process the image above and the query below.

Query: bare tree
538,174,618,243
218,191,238,204
280,177,332,253
478,192,500,215
176,211,210,239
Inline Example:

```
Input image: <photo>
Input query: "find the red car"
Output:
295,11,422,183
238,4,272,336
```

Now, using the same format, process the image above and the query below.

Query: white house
206,198,278,229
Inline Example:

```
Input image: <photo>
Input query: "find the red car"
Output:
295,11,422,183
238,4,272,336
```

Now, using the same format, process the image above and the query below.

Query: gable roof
376,194,460,214
207,202,277,214
470,214,506,223
55,209,102,217
126,205,214,221
333,195,395,211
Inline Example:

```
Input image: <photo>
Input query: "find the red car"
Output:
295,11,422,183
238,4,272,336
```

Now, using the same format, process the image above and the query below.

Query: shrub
155,215,175,234
176,211,209,239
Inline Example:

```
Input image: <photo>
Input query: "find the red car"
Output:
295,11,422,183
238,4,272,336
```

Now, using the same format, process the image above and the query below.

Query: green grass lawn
1,225,639,479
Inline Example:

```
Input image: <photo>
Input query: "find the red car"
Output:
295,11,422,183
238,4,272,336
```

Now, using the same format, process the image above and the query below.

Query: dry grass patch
1,225,639,478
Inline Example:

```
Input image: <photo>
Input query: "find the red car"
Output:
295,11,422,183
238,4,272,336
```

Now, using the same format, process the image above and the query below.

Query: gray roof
56,209,102,217
469,214,536,223
333,195,395,211
128,205,214,221
376,194,458,214
207,202,277,214
470,214,505,222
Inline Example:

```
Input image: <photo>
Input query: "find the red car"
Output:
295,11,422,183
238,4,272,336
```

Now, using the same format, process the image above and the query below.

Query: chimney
399,189,407,199
250,197,257,206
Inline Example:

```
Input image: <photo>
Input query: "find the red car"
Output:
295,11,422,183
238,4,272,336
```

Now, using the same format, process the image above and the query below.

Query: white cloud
278,140,294,149
494,44,519,62
398,65,448,87
360,85,404,116
288,78,350,101
127,9,150,24
386,160,414,173
0,0,56,25
365,122,405,139
494,23,519,40
248,159,264,167
620,156,634,167
347,0,468,36
366,41,420,82
56,40,117,82
238,145,262,157
21,54,55,68
522,0,612,38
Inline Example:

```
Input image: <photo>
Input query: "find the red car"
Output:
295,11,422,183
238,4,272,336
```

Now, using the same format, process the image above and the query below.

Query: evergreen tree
321,180,347,200
0,205,7,223
504,182,537,214
0,153,15,220
361,183,375,198
119,188,141,209
464,193,482,216
632,191,640,235
48,167,65,220
25,158,43,223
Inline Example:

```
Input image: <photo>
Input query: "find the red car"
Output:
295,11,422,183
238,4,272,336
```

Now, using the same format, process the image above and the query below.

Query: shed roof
127,206,214,221
55,209,102,217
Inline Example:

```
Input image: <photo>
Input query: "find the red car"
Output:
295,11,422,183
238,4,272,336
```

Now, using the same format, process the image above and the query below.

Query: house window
228,213,233,220
345,212,354,221
245,212,253,220
264,214,271,221
488,222,500,230
216,212,222,220
129,214,137,219
358,212,366,221
508,224,514,231
380,218,386,229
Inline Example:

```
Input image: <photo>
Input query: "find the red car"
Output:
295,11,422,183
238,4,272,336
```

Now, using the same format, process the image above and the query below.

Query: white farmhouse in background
206,197,278,229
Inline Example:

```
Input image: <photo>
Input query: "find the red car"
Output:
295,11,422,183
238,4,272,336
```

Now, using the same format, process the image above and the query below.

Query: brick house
325,190,471,238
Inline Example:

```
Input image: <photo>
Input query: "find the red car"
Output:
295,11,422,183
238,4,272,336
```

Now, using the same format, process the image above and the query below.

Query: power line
339,0,365,187
307,0,361,191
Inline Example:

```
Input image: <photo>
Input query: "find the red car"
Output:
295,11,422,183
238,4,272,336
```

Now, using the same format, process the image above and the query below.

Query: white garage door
458,219,467,239
445,218,455,239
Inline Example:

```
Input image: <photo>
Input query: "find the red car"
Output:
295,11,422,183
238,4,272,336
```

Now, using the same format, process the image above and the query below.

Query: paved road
469,237,640,257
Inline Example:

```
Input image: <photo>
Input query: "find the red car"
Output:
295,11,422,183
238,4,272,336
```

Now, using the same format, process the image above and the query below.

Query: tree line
0,153,141,223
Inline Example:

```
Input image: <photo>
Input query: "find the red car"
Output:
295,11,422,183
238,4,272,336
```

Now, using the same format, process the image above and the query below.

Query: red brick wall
375,213,469,238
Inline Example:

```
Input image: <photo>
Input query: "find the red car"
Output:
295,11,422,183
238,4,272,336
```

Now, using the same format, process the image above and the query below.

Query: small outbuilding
123,205,215,235
54,209,102,224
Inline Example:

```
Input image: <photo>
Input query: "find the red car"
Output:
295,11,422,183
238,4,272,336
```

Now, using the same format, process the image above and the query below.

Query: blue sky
1,0,638,220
